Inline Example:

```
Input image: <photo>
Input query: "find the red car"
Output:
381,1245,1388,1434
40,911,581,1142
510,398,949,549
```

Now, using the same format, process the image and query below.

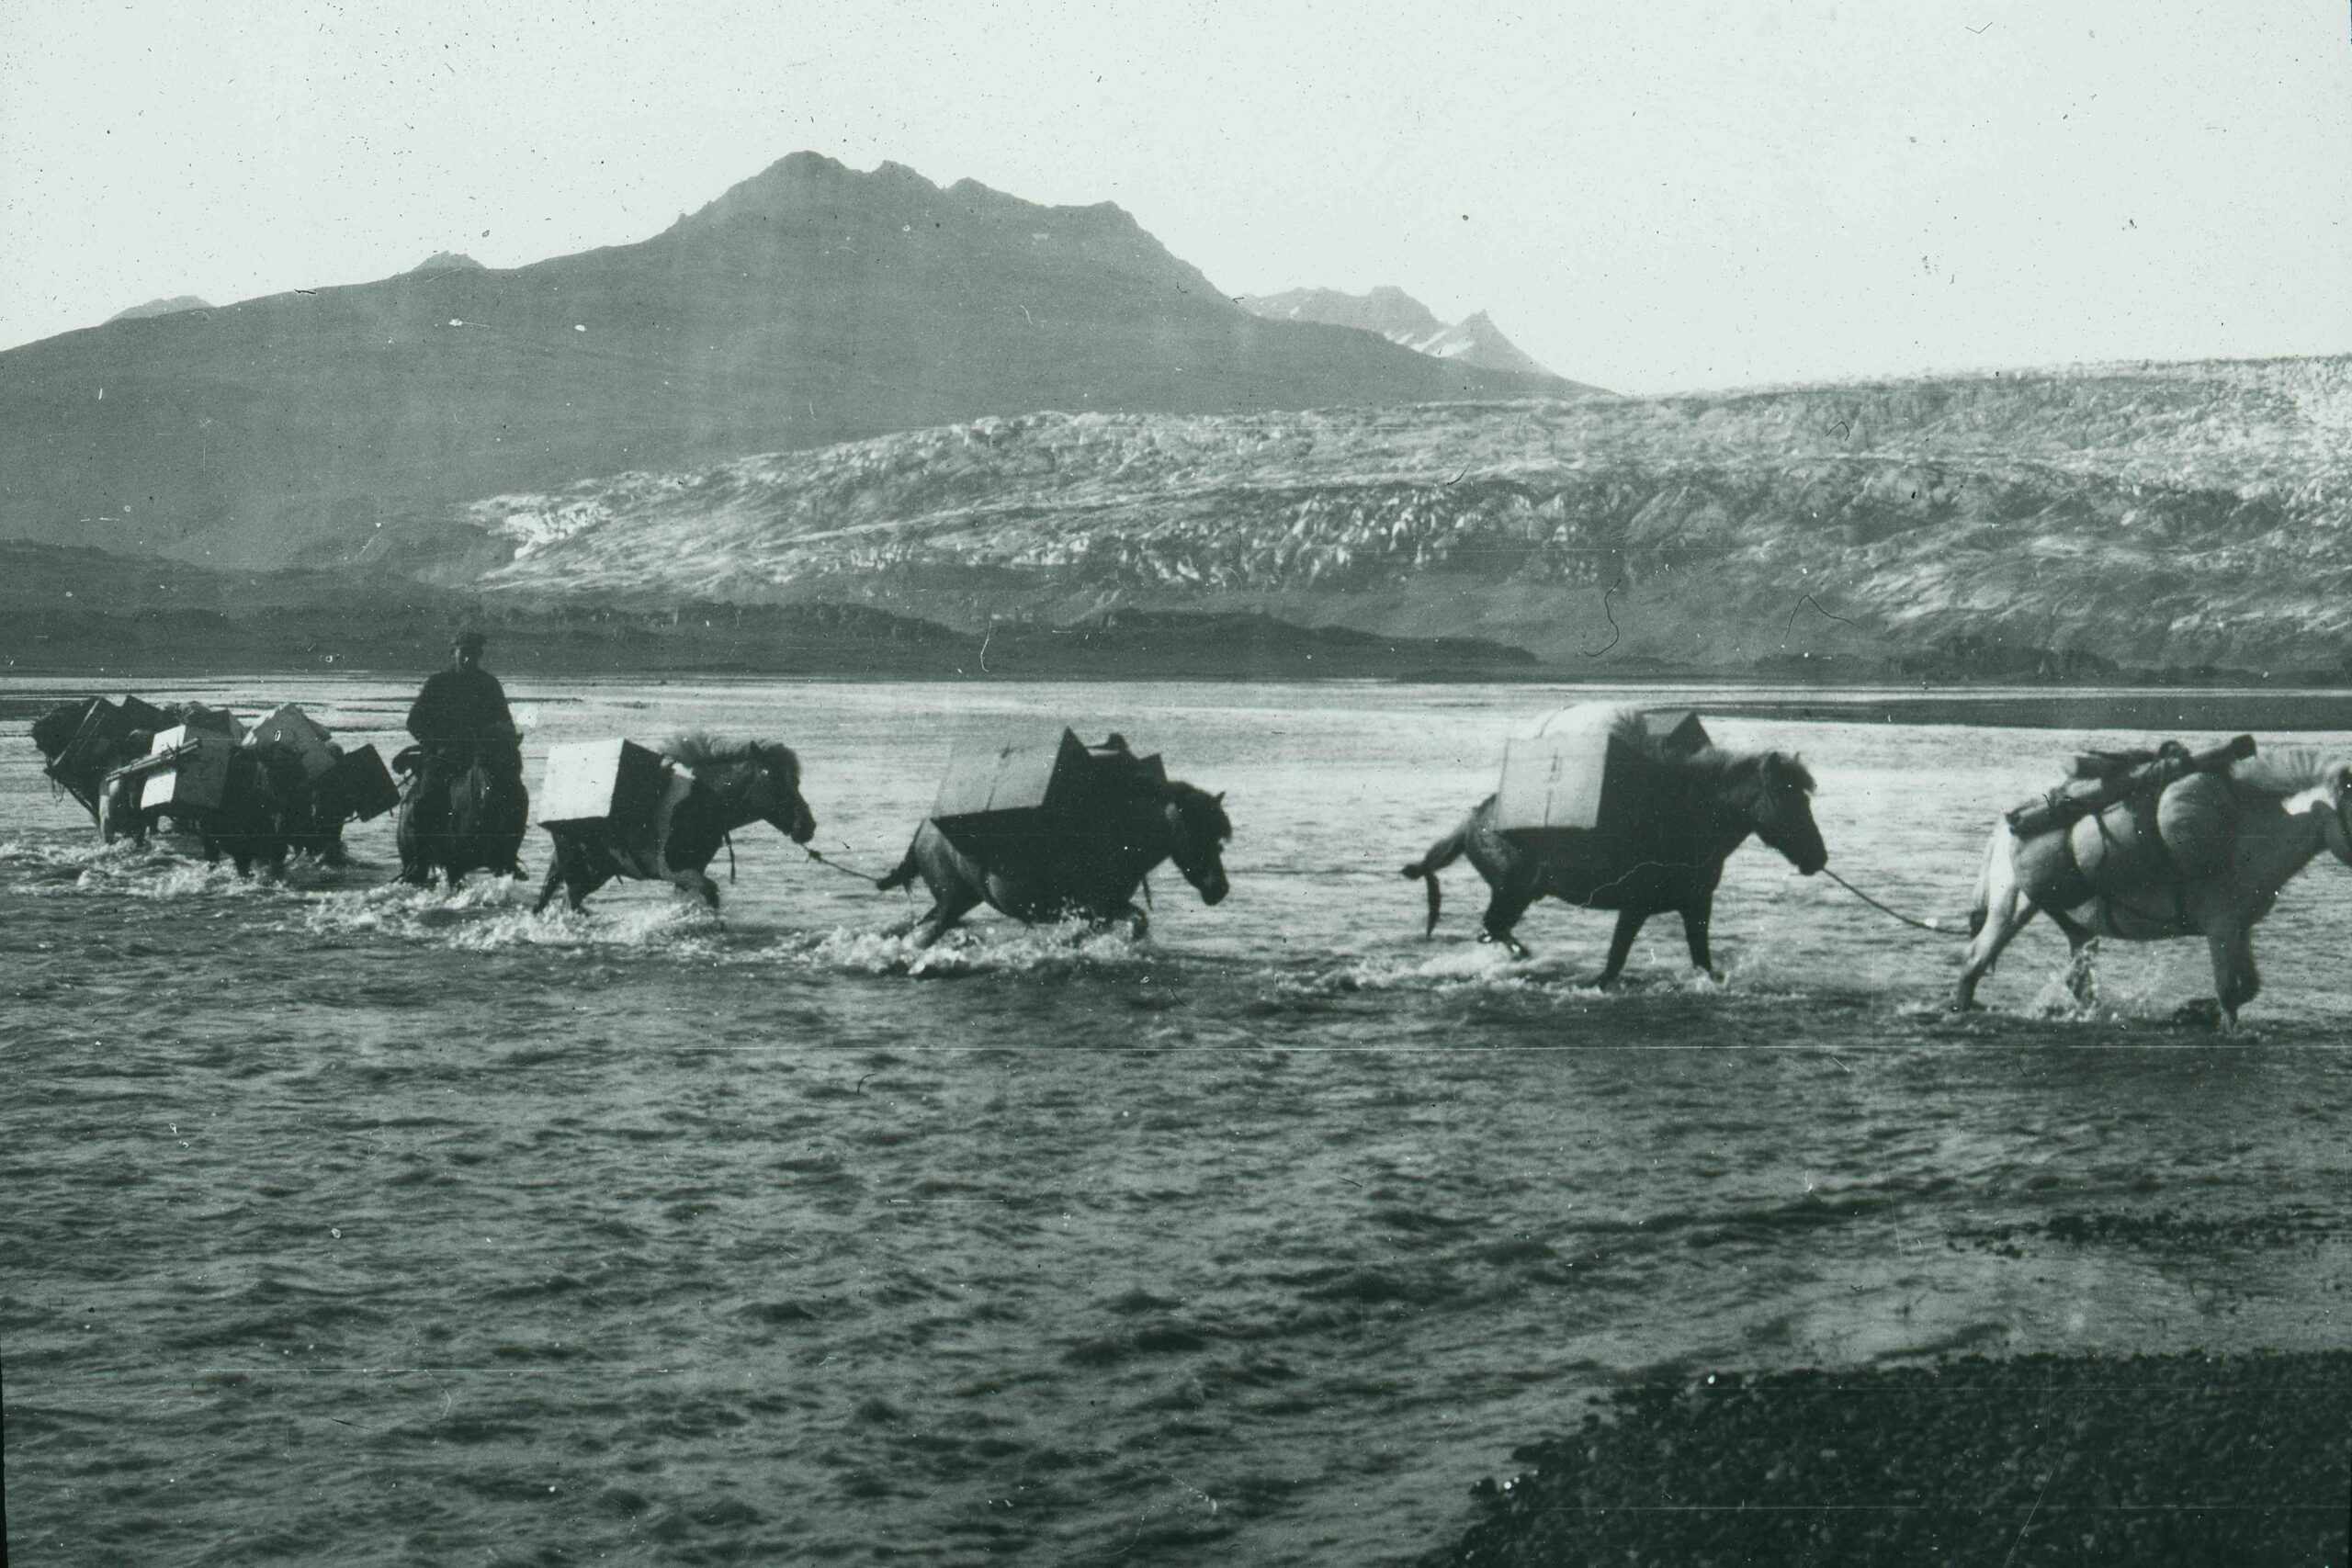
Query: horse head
749,742,817,844
1747,751,1827,874
1163,783,1232,906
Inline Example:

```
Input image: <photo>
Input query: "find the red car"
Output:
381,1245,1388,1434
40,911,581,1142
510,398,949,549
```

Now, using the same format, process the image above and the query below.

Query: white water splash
771,919,1151,977
299,875,730,954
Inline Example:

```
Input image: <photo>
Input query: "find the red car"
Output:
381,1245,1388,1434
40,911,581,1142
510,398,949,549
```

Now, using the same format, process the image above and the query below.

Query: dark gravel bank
1426,1354,2351,1567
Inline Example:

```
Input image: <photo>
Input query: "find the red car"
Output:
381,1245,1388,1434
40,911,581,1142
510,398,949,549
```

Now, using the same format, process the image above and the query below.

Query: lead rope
802,844,889,886
725,831,737,884
1820,866,1967,938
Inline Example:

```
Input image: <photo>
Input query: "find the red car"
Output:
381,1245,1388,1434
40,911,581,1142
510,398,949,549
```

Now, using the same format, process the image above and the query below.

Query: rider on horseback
404,629,521,843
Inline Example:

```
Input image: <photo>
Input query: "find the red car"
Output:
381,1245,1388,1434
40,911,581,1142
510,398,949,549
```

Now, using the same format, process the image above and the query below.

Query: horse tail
1967,822,2007,937
876,836,922,894
1402,815,1473,937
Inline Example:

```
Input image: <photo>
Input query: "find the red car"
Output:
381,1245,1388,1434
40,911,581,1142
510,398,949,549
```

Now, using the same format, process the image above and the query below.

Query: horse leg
1478,872,1539,959
1588,908,1649,988
1680,892,1720,981
910,890,982,949
2047,907,2100,1008
2204,920,2258,1027
1953,840,2038,1010
1125,901,1150,941
533,850,570,914
672,868,722,911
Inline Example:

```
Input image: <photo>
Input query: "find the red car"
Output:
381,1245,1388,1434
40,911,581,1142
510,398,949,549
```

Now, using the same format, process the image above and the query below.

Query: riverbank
1424,1352,2352,1567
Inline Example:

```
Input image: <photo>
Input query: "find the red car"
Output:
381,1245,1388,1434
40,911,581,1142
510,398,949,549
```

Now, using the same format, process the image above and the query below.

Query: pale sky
2,0,2346,392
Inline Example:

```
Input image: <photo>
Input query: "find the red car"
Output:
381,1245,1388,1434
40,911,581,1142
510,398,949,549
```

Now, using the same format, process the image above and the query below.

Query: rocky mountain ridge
430,355,2352,672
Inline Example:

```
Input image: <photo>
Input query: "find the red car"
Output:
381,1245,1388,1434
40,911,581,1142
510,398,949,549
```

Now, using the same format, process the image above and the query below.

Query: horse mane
665,732,799,785
1165,778,1232,840
2230,746,2351,799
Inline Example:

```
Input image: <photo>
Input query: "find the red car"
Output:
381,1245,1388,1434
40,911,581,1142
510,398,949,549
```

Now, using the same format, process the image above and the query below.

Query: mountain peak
107,295,211,323
2,153,1562,571
686,151,952,229
673,152,1210,299
405,251,485,276
1237,287,1570,382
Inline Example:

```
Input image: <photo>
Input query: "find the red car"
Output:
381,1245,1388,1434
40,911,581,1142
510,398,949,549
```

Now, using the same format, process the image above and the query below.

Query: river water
6,678,2349,1566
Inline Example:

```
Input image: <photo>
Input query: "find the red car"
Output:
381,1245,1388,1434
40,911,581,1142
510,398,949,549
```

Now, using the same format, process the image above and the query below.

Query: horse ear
1215,791,1226,804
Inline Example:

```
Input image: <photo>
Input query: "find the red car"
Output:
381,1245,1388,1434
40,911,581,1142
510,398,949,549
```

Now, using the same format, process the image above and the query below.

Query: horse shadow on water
875,776,1232,947
1401,723,1828,988
535,735,814,913
1956,748,2352,1028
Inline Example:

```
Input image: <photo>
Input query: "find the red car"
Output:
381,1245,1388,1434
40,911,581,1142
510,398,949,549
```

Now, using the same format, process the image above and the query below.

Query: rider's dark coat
406,667,514,746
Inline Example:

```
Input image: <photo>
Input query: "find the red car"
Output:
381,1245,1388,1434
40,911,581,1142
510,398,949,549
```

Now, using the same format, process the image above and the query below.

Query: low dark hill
0,153,1566,570
0,542,1539,682
441,355,2352,674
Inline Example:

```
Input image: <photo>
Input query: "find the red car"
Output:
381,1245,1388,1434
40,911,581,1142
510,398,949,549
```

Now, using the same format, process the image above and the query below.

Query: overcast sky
2,0,2346,391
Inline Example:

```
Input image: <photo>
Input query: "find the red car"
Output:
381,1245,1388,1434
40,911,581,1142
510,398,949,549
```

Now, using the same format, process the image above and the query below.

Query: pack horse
1403,705,1827,985
1956,740,2352,1024
534,735,816,912
878,728,1232,945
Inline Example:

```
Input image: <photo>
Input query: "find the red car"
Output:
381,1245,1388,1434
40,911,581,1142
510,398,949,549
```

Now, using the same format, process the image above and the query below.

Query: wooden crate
930,728,1099,863
319,744,401,823
246,704,338,779
538,739,673,832
138,724,235,813
1494,705,1710,842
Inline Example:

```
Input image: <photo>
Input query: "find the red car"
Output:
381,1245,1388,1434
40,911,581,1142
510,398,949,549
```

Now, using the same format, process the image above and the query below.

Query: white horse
1955,747,2352,1025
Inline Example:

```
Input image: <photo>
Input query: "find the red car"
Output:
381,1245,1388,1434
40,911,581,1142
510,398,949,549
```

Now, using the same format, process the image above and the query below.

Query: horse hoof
2170,998,2224,1028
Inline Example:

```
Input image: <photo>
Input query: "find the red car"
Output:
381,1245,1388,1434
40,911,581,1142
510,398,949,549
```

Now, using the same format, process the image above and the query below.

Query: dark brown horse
1404,724,1826,985
395,736,528,889
876,776,1232,946
534,735,816,912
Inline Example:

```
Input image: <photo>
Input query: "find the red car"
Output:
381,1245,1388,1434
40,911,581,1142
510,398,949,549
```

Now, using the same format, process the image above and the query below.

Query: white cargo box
139,724,235,813
1496,721,1617,834
245,704,338,779
1494,705,1711,840
537,739,673,831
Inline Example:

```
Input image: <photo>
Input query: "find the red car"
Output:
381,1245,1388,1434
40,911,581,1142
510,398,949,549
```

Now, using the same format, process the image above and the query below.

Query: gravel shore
1426,1353,2351,1567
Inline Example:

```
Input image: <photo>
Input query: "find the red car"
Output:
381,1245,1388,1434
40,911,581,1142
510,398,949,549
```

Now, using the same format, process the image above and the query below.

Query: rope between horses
803,845,889,886
1821,867,1967,938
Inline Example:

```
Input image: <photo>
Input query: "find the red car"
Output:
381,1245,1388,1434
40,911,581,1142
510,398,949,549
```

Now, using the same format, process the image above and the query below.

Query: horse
876,776,1233,947
31,698,335,872
533,735,816,912
1402,723,1827,985
1955,748,2352,1025
395,735,529,889
30,698,142,831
